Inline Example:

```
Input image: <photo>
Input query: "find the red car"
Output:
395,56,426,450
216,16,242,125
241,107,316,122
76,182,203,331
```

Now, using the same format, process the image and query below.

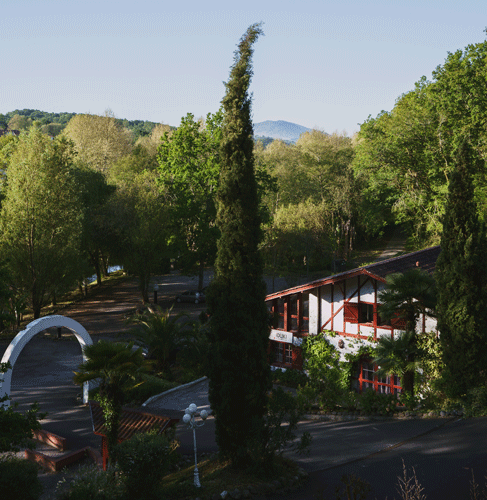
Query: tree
127,306,188,375
73,164,117,287
374,268,436,396
63,110,133,173
206,23,271,467
73,340,150,459
352,39,487,246
7,114,33,131
0,128,83,318
157,111,222,290
110,168,170,302
436,139,487,399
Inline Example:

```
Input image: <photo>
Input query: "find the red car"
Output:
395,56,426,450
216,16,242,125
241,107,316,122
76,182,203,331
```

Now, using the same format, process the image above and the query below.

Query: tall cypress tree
206,23,271,467
436,139,487,399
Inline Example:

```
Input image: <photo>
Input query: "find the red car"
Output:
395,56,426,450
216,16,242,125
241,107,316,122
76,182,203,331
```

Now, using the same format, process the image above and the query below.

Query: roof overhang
265,268,386,301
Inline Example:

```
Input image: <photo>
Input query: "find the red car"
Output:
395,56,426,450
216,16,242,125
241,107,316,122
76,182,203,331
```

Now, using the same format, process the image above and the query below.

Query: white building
266,246,440,393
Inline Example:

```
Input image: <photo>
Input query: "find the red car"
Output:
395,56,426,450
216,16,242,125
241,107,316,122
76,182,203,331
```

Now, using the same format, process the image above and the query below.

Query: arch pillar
0,315,93,407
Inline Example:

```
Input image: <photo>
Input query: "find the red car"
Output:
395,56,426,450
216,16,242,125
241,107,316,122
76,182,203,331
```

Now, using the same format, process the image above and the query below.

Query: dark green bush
55,464,126,500
358,389,397,415
0,455,43,500
124,374,177,404
263,388,311,461
113,431,179,500
271,368,308,388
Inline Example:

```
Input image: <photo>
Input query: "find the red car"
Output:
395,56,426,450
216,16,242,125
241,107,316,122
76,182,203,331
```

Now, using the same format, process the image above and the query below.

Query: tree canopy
206,23,271,467
0,127,83,318
157,111,222,290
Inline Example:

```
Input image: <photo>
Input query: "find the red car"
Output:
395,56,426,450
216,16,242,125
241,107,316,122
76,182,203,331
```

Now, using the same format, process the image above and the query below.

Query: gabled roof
265,246,441,300
89,401,178,441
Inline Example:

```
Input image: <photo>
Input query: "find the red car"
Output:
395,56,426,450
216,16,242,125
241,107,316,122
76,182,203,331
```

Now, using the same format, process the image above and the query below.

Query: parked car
175,290,205,304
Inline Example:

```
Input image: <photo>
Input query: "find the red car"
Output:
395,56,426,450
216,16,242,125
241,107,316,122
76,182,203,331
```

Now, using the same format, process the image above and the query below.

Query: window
345,303,375,325
272,341,293,365
360,303,374,323
357,359,401,395
268,293,309,333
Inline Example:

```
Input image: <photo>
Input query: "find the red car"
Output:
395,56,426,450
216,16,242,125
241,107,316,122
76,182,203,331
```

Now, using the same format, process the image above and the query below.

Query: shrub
55,464,125,500
0,455,43,500
463,383,487,417
113,431,179,499
300,334,348,410
124,374,177,405
271,368,308,388
358,389,398,415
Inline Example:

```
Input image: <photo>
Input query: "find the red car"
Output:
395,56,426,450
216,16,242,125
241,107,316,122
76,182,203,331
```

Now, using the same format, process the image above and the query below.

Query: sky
2,0,486,136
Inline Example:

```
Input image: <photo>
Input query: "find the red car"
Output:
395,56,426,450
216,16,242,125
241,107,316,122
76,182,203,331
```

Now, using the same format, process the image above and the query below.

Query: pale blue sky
2,0,486,135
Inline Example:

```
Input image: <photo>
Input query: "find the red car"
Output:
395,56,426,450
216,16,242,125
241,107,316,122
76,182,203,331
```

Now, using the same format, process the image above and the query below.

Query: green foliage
72,164,117,287
373,331,422,397
258,131,357,275
175,321,210,381
415,331,443,406
1,361,46,452
353,40,487,247
334,474,372,500
378,269,437,334
257,387,311,471
0,402,46,452
55,464,126,500
0,455,43,500
0,128,84,318
124,374,177,405
271,367,308,388
357,389,397,415
112,169,170,302
375,268,436,396
463,384,487,417
436,140,487,399
127,306,188,375
157,111,222,289
73,340,151,457
300,333,349,410
114,431,179,499
206,23,272,468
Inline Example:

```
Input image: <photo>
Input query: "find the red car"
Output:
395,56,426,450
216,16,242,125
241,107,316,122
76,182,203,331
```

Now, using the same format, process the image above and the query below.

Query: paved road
271,416,487,500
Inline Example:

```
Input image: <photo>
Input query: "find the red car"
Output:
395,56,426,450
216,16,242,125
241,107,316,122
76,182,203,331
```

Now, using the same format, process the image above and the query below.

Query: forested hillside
0,109,170,141
0,36,486,322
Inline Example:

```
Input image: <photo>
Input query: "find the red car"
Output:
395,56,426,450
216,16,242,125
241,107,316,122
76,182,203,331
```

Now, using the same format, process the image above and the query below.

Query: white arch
0,315,93,407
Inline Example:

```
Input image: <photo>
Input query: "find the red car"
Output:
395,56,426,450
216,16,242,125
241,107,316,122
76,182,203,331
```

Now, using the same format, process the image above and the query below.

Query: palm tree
374,268,436,397
127,306,189,375
73,340,150,458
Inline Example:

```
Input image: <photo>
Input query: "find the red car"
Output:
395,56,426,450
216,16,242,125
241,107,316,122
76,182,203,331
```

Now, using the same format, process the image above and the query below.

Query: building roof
89,401,179,441
265,246,441,300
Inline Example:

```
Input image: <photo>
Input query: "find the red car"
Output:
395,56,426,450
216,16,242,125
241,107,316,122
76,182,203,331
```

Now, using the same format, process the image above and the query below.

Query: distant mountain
253,120,311,143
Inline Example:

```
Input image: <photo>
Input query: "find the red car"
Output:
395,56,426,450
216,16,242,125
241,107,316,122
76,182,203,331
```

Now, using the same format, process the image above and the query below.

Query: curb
142,376,208,407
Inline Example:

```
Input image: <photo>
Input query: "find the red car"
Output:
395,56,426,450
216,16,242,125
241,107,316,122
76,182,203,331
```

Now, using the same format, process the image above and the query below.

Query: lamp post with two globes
183,403,210,488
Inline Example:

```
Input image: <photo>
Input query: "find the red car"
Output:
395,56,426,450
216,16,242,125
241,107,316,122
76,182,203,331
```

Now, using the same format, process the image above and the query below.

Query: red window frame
356,358,402,395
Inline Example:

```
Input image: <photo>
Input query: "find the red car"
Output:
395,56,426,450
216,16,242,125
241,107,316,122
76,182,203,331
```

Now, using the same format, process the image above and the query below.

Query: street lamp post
182,403,210,488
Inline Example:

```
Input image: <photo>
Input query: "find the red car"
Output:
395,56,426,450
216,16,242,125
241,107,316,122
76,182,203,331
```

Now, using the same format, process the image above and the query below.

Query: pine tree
206,23,271,467
436,139,487,399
